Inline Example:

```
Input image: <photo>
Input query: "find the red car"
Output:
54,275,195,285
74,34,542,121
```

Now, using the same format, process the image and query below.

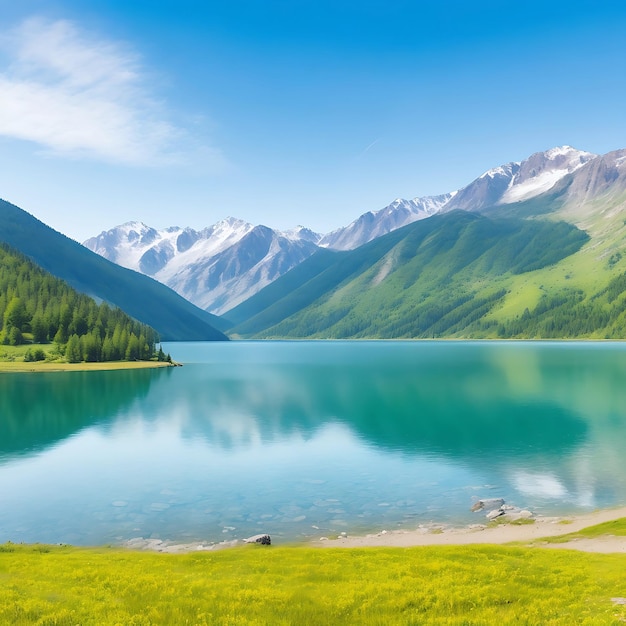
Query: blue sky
1,0,625,241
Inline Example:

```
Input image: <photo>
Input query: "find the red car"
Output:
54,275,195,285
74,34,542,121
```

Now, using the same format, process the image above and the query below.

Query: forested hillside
0,243,162,363
0,199,227,341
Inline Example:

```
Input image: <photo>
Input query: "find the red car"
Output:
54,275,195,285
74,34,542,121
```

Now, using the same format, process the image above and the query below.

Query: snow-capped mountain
84,145,615,318
318,147,594,251
319,193,455,251
443,146,596,213
282,225,323,244
83,218,321,315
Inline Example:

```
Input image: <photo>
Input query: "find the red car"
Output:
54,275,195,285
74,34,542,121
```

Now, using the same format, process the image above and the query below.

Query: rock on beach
244,533,271,545
471,498,505,512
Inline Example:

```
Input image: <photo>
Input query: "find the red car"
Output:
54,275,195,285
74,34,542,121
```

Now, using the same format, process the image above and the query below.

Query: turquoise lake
1,341,626,546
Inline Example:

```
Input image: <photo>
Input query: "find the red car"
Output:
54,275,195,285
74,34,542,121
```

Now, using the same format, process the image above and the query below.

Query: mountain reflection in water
1,341,625,545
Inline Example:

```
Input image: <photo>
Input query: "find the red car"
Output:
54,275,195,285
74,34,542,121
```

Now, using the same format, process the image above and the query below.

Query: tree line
0,243,168,363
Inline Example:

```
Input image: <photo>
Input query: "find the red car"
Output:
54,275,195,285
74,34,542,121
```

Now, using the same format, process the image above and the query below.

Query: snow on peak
319,193,454,250
545,145,575,158
543,145,593,160
478,162,520,180
499,146,598,204
211,216,253,231
281,225,323,243
528,145,596,167
117,220,150,234
411,192,456,213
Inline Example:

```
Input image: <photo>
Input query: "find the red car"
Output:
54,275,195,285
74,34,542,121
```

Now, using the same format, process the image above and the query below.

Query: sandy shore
313,506,626,553
0,360,175,373
123,507,626,554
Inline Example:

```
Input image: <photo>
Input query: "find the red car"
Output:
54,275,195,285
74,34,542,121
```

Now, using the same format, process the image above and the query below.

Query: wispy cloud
362,138,380,154
0,17,224,167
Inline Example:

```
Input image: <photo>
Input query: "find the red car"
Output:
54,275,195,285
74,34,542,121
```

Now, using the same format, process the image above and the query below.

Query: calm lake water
1,341,626,546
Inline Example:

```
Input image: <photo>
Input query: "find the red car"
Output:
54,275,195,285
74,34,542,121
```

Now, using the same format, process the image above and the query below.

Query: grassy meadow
2,541,626,625
538,516,626,545
0,343,173,372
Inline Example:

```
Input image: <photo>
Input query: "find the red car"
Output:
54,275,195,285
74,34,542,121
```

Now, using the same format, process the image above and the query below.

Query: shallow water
1,341,626,546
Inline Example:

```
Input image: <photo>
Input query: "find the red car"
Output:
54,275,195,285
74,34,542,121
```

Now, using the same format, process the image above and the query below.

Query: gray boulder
471,498,505,512
244,533,271,545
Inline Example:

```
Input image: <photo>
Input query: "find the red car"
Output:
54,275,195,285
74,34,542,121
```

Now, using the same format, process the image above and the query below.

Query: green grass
475,191,626,332
1,542,626,624
575,517,626,537
487,516,536,528
542,517,626,545
0,343,174,372
0,360,173,372
0,343,60,362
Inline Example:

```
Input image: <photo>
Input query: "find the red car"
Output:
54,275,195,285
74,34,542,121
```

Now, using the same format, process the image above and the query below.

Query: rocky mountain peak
83,217,321,315
443,146,598,212
281,225,323,244
561,148,626,203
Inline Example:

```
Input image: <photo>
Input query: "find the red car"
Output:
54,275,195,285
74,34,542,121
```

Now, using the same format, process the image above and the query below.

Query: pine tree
125,333,140,360
3,297,28,332
31,312,48,343
8,326,23,346
65,334,82,363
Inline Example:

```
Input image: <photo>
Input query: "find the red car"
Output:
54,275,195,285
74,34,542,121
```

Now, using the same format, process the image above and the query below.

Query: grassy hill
0,199,227,341
479,172,626,337
224,154,626,341
226,211,592,338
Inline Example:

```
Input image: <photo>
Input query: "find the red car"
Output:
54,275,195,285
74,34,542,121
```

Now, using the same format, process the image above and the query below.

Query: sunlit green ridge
225,162,626,339
226,212,592,338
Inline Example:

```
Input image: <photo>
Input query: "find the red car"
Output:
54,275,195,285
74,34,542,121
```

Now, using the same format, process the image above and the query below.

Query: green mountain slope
0,199,227,341
473,152,626,336
222,231,424,331
227,212,590,338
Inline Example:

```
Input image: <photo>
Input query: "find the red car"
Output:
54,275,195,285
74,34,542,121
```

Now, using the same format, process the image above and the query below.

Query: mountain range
84,219,321,315
224,147,626,339
4,144,625,342
83,146,602,316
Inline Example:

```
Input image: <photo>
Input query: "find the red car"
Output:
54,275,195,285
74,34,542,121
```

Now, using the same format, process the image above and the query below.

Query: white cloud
0,17,223,167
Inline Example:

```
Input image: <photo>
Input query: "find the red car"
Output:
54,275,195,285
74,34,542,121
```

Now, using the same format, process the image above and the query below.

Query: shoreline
120,506,626,554
313,506,626,552
0,360,176,373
